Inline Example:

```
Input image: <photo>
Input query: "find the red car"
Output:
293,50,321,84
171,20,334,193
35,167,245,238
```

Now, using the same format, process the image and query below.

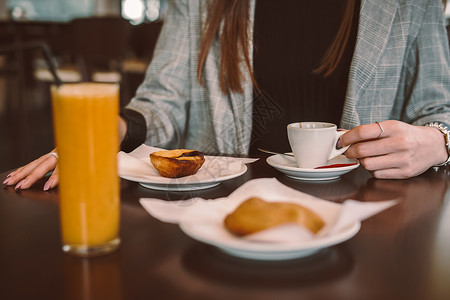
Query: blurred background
0,1,449,173
0,0,165,172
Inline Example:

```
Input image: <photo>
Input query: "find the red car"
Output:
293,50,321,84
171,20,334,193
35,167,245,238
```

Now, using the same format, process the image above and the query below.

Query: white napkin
139,178,398,244
117,144,258,182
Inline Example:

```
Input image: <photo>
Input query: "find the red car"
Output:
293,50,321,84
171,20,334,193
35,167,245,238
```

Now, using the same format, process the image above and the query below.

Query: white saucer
267,154,359,181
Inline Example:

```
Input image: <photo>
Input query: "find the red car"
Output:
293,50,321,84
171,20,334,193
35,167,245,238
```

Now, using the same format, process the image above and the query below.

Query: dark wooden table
1,156,450,300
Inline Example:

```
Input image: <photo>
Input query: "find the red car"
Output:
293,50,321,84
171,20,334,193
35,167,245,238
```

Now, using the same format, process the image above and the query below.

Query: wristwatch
425,122,450,166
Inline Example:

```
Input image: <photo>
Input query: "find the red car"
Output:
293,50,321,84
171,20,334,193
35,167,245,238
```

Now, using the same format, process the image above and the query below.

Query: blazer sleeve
123,0,192,150
403,0,450,126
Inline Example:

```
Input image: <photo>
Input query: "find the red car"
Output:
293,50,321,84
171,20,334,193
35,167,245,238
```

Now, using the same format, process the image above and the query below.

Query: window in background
121,0,166,25
7,0,95,22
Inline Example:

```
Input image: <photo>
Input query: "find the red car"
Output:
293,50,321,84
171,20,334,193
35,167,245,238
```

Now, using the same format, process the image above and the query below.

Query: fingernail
43,179,53,191
337,139,343,149
3,173,14,184
15,179,25,190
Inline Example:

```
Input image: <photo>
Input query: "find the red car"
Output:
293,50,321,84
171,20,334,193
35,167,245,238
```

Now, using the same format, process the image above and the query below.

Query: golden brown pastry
150,149,205,178
224,197,325,236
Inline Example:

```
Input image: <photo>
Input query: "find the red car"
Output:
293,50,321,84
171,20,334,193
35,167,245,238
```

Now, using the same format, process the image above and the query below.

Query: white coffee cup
287,122,349,169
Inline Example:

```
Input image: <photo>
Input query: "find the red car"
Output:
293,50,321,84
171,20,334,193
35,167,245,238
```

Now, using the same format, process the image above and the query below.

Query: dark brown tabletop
1,155,450,300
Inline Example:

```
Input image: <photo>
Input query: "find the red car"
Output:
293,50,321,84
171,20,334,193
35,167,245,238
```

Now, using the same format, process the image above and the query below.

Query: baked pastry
150,149,205,178
224,197,325,236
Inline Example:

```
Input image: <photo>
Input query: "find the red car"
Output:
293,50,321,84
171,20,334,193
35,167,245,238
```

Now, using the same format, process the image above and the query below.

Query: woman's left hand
339,120,448,179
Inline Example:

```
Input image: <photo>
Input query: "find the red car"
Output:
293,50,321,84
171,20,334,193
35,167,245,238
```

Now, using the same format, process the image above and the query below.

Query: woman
4,0,450,190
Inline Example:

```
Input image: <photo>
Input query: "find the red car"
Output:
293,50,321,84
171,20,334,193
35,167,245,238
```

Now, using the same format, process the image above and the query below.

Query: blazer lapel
342,0,398,127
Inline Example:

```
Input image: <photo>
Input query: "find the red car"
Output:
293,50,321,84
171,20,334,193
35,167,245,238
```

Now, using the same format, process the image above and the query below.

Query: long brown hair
198,0,447,94
312,0,357,77
197,0,254,94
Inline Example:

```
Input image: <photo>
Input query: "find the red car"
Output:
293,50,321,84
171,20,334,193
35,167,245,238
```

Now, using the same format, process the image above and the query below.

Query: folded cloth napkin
139,178,398,244
117,144,258,182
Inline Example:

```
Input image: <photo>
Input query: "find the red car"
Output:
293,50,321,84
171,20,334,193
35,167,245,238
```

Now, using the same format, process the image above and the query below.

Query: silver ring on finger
47,152,59,160
376,122,384,139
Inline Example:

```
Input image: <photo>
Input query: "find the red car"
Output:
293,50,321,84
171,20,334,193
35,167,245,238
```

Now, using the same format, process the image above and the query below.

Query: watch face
440,131,449,149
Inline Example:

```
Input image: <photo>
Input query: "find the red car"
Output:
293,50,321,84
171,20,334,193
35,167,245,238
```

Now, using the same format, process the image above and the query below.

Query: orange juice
51,83,120,257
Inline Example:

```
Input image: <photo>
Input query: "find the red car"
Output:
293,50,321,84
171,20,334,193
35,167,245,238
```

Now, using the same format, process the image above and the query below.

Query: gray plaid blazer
126,0,450,155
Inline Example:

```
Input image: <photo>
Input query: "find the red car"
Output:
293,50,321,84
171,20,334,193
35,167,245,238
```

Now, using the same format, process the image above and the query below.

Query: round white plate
121,164,247,192
118,145,257,191
267,154,359,181
179,201,360,260
139,181,221,191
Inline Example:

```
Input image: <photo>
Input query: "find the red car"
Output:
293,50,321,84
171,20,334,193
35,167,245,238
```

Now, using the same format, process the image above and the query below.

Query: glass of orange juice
51,82,120,257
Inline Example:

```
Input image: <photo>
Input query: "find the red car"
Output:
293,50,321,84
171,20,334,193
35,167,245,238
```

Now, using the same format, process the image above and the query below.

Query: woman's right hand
2,149,59,191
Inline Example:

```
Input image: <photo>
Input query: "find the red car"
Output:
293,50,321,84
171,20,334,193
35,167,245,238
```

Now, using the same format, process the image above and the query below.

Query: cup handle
328,131,349,160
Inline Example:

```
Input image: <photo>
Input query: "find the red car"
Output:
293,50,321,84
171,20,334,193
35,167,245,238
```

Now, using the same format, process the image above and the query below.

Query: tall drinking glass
51,83,120,257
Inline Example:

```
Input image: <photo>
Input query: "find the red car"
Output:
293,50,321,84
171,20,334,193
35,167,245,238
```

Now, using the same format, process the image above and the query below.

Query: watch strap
425,122,450,167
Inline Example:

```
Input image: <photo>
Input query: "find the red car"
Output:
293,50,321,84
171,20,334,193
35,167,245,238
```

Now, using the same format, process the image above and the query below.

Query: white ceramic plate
118,145,255,191
120,163,247,191
179,199,360,260
267,154,359,181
